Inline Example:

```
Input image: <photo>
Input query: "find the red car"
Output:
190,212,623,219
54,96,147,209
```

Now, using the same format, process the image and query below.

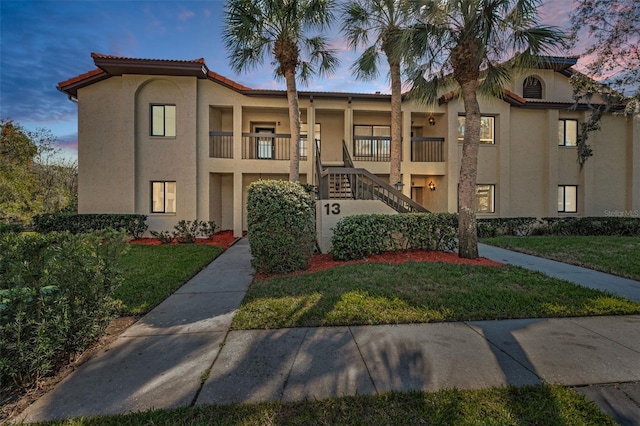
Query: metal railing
318,167,428,213
352,136,392,161
209,132,233,158
411,137,445,162
236,132,308,160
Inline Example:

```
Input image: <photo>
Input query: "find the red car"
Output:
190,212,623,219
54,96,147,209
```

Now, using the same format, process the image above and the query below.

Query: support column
307,103,316,184
233,171,243,238
447,109,460,213
401,111,412,195
545,110,559,217
631,113,640,212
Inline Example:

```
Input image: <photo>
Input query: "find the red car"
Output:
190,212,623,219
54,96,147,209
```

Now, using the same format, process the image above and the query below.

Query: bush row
0,223,24,234
331,213,458,260
537,217,640,236
150,219,219,244
247,180,315,274
476,217,539,238
0,230,129,392
32,213,148,239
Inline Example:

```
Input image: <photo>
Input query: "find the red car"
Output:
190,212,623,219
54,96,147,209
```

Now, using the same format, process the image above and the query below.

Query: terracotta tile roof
58,68,106,90
90,52,207,65
207,70,251,91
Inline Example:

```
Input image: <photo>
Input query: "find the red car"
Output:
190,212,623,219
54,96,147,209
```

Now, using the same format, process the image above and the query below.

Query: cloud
178,10,196,22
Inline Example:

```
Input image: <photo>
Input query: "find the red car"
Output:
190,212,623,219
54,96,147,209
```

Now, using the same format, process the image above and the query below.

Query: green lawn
116,245,224,315
482,236,640,281
232,261,640,329
37,385,615,425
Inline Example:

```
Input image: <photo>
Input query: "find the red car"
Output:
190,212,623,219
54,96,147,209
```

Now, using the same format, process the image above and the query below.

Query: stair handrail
324,167,429,213
315,139,328,199
342,140,355,169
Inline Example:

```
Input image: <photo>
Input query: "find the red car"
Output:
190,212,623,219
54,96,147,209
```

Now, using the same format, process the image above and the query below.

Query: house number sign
323,203,341,215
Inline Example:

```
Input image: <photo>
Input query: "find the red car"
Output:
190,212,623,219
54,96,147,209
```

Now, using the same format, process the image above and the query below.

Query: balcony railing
210,132,233,158
242,132,307,160
411,137,445,162
352,136,392,161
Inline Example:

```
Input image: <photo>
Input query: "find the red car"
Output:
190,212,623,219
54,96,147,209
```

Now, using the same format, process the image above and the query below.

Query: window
558,119,578,146
354,125,390,159
523,76,543,99
152,181,176,213
458,116,495,144
476,184,495,213
151,105,176,137
558,185,577,213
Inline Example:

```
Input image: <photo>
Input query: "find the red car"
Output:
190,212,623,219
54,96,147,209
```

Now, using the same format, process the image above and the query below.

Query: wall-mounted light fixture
428,115,436,126
428,180,436,191
395,181,405,191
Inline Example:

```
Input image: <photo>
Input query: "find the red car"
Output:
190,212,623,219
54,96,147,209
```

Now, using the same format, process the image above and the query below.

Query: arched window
523,76,543,99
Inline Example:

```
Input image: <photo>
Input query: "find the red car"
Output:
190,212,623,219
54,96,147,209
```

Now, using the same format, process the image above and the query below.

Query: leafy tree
570,0,640,166
407,0,565,258
340,0,416,187
223,0,338,182
0,119,77,223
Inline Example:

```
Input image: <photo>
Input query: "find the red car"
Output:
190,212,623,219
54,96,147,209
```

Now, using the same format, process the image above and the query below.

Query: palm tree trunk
285,69,300,182
458,80,480,259
389,61,402,187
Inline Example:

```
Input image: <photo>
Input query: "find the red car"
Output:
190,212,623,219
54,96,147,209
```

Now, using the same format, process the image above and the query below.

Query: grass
37,385,615,425
232,261,640,329
116,244,224,315
482,236,640,281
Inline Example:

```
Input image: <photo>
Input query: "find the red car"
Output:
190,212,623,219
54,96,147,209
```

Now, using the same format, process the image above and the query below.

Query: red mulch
305,250,502,274
130,230,238,249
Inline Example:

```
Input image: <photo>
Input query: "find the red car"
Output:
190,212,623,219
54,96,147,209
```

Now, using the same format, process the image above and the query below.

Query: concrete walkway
17,239,640,425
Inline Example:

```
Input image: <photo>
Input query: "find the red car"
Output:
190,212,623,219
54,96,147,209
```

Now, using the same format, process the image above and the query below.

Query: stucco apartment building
58,53,640,241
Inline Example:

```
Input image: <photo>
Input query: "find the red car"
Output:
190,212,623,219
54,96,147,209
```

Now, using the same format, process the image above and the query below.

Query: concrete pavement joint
462,321,543,382
190,328,233,407
348,325,379,394
279,328,311,401
567,317,640,355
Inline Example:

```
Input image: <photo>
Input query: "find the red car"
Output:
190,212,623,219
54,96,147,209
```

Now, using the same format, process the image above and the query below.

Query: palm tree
407,0,565,258
223,0,338,182
340,0,416,187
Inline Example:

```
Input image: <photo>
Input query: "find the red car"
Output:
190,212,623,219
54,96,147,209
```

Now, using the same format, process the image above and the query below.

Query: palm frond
351,45,381,81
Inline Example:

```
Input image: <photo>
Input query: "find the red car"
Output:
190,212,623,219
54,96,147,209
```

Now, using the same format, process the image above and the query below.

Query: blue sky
1,0,577,161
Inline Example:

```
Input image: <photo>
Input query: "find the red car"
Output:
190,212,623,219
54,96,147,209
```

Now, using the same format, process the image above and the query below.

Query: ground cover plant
482,236,640,281
116,244,224,315
232,260,640,329
31,385,615,425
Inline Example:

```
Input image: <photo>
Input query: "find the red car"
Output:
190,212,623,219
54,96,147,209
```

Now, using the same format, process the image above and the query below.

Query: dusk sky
0,0,582,161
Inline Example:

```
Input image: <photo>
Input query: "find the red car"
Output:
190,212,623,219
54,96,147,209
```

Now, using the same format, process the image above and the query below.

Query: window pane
354,125,372,136
476,184,494,213
565,186,577,212
480,117,494,143
165,105,176,137
151,106,165,136
165,182,176,213
152,182,165,212
373,126,390,136
457,117,465,141
558,187,564,212
565,120,577,146
558,121,565,146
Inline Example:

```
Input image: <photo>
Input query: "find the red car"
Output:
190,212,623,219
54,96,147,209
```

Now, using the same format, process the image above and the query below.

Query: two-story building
58,53,640,245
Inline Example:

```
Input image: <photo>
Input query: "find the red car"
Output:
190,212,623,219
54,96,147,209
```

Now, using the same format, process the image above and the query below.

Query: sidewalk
17,239,640,425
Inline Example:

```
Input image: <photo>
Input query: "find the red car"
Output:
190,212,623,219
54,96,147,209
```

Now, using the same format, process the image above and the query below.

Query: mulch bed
305,250,503,274
130,230,238,249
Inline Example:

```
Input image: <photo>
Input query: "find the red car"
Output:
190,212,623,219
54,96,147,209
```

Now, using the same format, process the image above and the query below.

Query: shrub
476,217,539,238
150,220,219,244
538,217,640,236
247,180,315,274
0,223,24,234
0,230,129,392
150,230,174,244
331,213,458,261
32,213,148,239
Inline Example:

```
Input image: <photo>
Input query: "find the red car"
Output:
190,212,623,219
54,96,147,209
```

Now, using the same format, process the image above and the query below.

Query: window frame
151,181,177,214
458,115,495,145
150,104,176,137
558,119,578,147
558,185,578,213
523,76,543,99
476,184,496,213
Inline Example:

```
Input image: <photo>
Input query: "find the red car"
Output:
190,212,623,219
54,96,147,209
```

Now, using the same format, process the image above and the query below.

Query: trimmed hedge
477,217,539,238
0,230,129,392
538,217,640,236
33,213,148,239
331,213,458,261
0,223,24,234
247,180,315,274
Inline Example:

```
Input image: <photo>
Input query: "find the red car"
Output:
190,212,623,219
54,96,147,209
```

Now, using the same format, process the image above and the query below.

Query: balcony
209,131,308,160
411,137,445,162
352,136,392,162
